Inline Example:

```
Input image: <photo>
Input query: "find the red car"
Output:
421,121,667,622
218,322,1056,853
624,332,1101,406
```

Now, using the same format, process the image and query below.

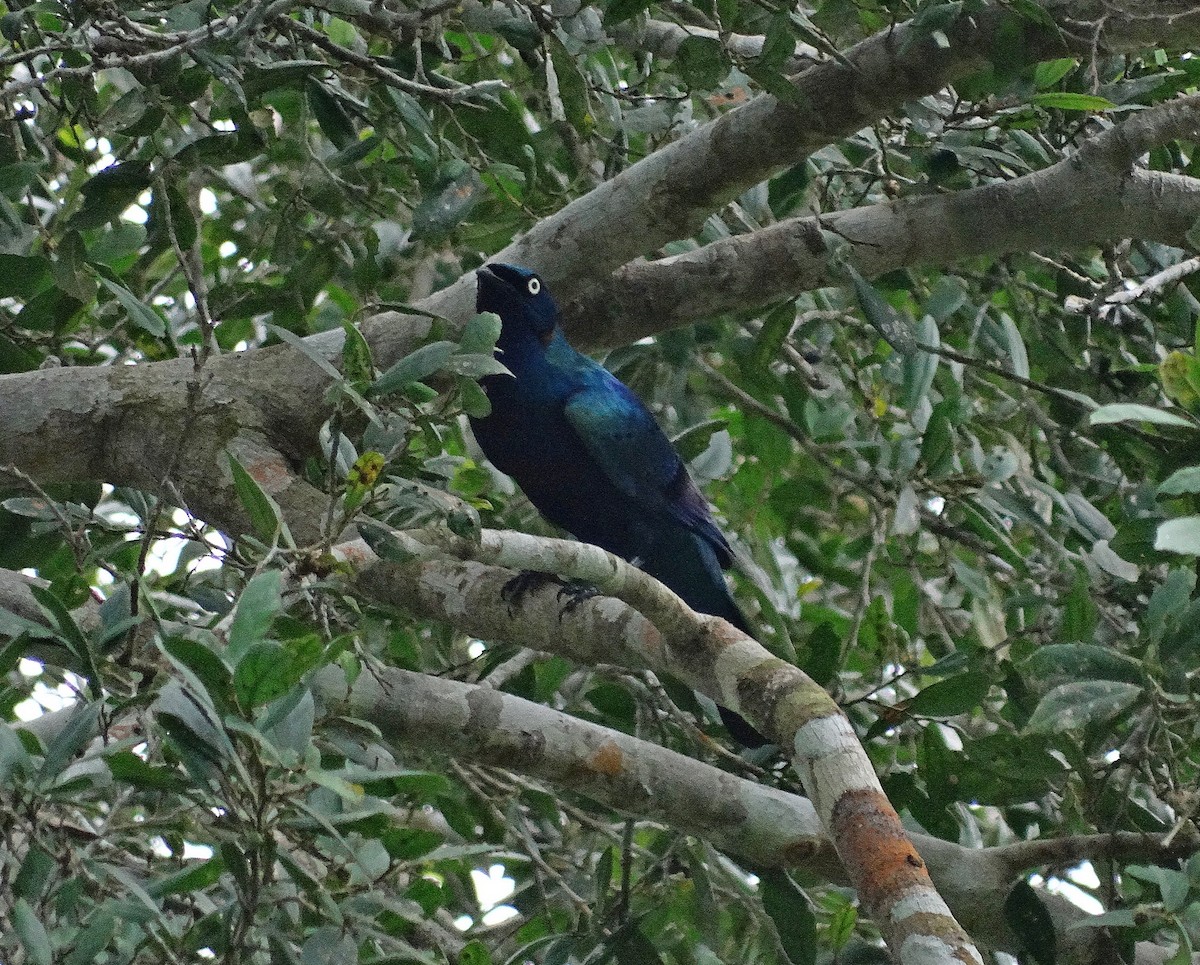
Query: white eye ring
526,277,541,295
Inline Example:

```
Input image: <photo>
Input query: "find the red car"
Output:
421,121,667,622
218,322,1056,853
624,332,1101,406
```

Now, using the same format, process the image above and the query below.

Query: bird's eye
526,277,541,296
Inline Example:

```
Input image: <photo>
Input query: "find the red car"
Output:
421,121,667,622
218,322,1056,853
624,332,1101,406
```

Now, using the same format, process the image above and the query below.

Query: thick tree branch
370,3,1077,365
4,559,1188,963
614,18,819,73
566,96,1200,344
0,5,1187,527
310,664,841,875
313,661,1178,963
343,528,982,963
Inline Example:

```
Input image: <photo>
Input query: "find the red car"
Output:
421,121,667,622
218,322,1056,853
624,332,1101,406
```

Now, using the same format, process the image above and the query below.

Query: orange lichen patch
335,539,375,568
588,740,625,776
830,789,933,913
706,86,751,108
245,449,293,492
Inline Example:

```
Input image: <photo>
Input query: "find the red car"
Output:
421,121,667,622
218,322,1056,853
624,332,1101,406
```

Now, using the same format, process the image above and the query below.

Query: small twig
1104,256,1200,306
278,17,505,104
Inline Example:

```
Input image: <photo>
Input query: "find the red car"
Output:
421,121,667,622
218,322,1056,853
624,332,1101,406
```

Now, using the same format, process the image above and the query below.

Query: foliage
3,0,1200,962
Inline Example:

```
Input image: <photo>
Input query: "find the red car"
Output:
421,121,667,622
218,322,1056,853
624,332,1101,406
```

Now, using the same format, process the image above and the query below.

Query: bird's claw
555,580,599,620
501,570,562,616
499,572,599,621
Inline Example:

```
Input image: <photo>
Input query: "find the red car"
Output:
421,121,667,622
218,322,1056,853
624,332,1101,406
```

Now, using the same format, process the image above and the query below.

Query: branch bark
564,96,1200,345
3,563,1189,963
344,528,983,963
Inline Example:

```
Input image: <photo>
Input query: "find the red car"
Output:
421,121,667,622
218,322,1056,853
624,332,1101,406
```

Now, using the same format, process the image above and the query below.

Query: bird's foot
501,570,563,616
556,580,600,620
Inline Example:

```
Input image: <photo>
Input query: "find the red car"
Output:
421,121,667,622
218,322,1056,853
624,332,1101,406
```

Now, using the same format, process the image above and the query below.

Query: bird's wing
562,373,734,567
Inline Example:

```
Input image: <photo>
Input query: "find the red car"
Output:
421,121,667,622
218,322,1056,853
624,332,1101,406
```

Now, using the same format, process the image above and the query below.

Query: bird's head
476,263,559,350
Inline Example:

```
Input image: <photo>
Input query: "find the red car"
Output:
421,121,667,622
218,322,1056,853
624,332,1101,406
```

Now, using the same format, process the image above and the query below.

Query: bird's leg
500,571,600,621
555,580,600,620
501,570,567,616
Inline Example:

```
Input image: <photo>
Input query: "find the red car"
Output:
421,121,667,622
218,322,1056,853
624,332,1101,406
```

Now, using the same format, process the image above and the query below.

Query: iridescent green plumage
469,264,765,747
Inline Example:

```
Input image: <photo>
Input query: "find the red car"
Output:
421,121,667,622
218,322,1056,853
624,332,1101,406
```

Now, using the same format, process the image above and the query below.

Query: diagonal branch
565,95,1200,346
367,2,1080,364
3,561,1188,963
0,5,1188,527
344,527,982,963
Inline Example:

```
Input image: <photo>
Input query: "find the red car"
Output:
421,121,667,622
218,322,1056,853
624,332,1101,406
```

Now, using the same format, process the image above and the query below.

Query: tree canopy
3,1,1200,963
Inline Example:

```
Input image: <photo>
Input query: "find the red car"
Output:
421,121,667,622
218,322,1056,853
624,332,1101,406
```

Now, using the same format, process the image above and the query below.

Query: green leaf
920,403,956,477
72,161,151,229
0,161,43,198
759,870,816,965
757,14,795,72
38,702,101,785
1061,570,1098,641
307,80,357,149
106,749,188,792
849,265,917,353
671,419,730,463
1032,58,1076,89
458,378,492,418
1156,516,1200,555
0,721,33,783
1127,865,1192,913
1089,403,1194,428
1004,881,1056,965
154,679,237,774
1024,644,1144,684
904,0,963,48
908,672,991,717
371,341,456,397
547,35,591,132
460,940,492,965
613,924,664,965
13,898,52,965
825,897,857,950
998,312,1029,380
63,911,116,965
459,311,503,355
675,37,732,90
903,315,940,411
30,584,90,659
227,570,283,663
1073,909,1135,928
95,275,166,337
267,323,345,382
227,453,288,544
341,320,374,383
160,635,233,703
13,844,54,902
234,636,322,708
1026,680,1142,734
605,0,653,25
449,352,511,379
147,856,226,897
1030,92,1117,111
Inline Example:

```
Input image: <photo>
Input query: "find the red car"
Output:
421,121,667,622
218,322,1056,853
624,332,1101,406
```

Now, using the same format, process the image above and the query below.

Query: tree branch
566,95,1200,345
5,559,1189,962
343,528,982,962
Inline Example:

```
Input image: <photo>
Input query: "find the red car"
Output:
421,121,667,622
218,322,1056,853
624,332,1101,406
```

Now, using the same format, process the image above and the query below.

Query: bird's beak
475,265,504,311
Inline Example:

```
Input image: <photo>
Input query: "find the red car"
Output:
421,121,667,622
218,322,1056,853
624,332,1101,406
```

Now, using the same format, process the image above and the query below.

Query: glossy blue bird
469,263,766,747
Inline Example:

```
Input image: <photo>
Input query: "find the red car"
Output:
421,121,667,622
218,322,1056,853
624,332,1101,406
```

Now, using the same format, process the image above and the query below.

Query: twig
1105,256,1200,306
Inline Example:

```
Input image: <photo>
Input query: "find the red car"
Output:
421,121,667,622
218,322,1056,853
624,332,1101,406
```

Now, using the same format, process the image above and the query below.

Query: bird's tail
643,533,770,748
